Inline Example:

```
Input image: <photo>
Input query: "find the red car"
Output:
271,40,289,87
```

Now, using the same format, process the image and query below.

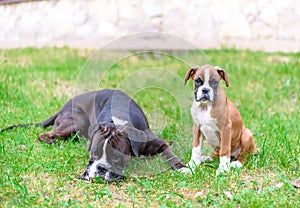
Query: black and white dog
1,89,185,182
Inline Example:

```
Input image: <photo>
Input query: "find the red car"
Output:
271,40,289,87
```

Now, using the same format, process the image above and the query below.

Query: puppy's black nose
202,88,210,94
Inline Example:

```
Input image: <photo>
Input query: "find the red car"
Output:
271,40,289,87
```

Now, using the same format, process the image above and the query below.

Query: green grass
0,47,299,207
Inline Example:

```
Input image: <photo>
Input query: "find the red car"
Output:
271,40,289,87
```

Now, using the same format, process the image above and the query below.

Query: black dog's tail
0,113,58,133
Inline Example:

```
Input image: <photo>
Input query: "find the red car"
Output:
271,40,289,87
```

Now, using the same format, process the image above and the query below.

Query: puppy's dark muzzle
195,93,210,102
200,95,210,102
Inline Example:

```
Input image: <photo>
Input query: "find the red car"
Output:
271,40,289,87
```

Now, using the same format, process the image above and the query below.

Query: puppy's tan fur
184,65,256,174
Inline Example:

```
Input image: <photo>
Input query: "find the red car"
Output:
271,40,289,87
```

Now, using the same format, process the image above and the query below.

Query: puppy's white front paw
216,163,230,175
230,161,243,169
216,156,231,175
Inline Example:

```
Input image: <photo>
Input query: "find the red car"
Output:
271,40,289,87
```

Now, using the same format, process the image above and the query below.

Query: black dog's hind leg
38,114,76,144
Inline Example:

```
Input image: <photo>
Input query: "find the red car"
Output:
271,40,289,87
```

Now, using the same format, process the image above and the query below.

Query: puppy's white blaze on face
195,68,215,103
112,116,128,126
88,138,110,178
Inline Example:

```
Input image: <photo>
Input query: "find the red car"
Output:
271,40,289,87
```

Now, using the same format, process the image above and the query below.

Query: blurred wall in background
1,0,300,52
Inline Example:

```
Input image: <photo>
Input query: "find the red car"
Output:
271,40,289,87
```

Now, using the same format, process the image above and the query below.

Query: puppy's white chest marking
191,102,220,147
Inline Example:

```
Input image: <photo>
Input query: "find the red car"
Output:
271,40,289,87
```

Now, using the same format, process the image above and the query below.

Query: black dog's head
81,122,147,182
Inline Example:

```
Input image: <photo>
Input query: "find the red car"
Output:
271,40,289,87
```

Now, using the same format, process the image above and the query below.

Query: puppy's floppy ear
126,127,147,157
215,66,229,87
184,67,197,85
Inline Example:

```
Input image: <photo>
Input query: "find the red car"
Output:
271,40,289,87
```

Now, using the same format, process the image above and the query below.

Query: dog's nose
202,88,210,94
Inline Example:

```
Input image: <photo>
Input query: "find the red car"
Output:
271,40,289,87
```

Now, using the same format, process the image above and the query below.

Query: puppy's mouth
195,94,211,103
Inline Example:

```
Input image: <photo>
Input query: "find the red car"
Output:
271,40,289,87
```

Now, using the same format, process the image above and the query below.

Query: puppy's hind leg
236,128,257,164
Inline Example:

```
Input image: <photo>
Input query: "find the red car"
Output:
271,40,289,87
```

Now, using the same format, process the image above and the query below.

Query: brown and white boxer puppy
182,65,256,175
1,89,186,182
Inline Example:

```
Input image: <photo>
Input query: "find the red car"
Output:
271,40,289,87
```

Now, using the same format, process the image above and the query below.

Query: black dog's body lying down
2,89,185,182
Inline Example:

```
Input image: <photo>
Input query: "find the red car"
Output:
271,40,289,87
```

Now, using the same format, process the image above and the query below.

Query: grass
0,47,299,207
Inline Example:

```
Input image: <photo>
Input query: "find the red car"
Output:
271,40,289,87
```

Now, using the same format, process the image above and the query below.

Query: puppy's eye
210,79,218,87
195,78,203,85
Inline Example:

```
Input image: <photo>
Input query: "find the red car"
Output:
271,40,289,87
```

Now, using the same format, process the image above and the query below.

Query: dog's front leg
142,136,186,170
187,125,202,169
180,124,210,173
188,124,213,168
216,120,232,175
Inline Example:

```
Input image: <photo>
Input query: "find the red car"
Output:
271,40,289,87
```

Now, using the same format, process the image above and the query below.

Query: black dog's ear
88,122,115,139
87,123,100,151
215,66,229,87
88,123,100,139
184,66,197,85
88,122,115,151
126,127,147,157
